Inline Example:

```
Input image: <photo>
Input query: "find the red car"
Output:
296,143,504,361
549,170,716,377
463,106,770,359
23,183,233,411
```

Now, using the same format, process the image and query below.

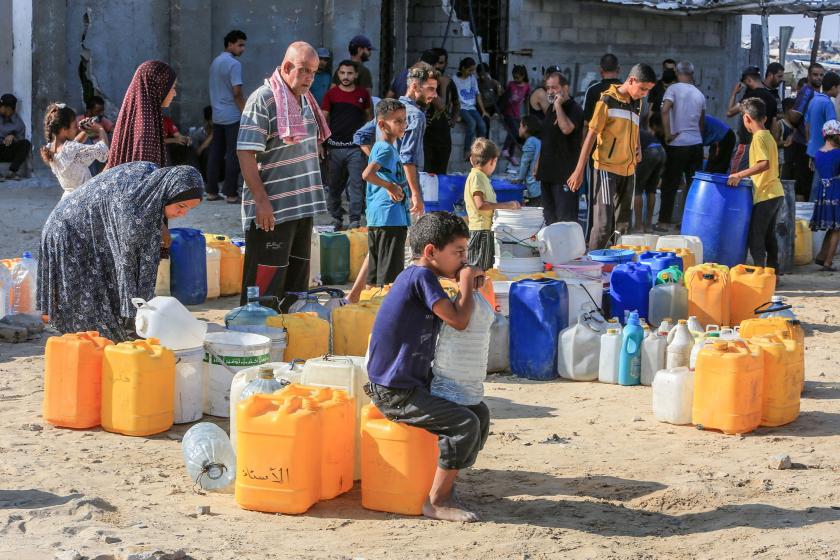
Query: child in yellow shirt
728,97,784,269
463,138,520,270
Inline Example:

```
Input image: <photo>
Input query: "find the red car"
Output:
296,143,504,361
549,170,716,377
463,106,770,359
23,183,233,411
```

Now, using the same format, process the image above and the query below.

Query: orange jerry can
751,334,800,427
360,404,438,515
235,393,322,514
740,317,805,393
729,265,776,325
43,331,113,428
206,236,243,296
685,264,731,327
332,302,379,357
279,384,355,500
692,340,763,434
101,338,175,436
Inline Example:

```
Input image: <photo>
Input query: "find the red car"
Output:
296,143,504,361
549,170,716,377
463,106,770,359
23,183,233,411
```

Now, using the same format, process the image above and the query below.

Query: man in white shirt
655,60,705,232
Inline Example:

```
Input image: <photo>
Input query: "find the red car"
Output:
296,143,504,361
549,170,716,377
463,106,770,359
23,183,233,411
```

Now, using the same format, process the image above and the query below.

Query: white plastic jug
657,318,674,336
182,422,236,491
173,346,204,424
558,311,607,381
641,331,667,386
301,355,370,479
155,258,170,297
719,327,740,341
686,316,703,334
598,328,622,384
648,283,688,328
203,331,271,417
656,235,703,264
132,296,207,350
652,367,694,425
205,246,221,300
666,320,694,370
487,312,510,373
689,332,719,370
432,293,495,405
537,222,586,265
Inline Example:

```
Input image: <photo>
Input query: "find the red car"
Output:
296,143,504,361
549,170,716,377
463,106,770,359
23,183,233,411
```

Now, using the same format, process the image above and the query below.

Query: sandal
206,193,222,201
815,259,825,267
819,265,837,272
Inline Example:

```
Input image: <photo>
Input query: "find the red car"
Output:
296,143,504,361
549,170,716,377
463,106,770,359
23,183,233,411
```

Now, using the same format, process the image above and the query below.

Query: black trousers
749,197,782,269
365,382,491,471
241,217,313,309
206,122,241,197
367,226,408,286
705,130,736,174
588,169,635,251
542,181,579,224
783,142,814,199
423,126,452,175
660,144,703,224
0,139,31,172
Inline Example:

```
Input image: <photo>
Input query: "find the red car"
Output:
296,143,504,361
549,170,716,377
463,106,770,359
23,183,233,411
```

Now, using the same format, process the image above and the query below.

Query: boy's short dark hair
782,97,795,112
766,62,785,76
376,98,405,119
224,30,247,47
822,71,840,92
600,53,619,73
521,114,542,137
409,212,469,258
628,63,657,84
337,59,357,72
662,58,677,67
741,97,767,121
469,137,500,167
86,95,105,109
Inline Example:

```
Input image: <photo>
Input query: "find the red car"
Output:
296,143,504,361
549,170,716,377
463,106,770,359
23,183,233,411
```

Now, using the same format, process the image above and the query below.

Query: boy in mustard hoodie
568,64,657,250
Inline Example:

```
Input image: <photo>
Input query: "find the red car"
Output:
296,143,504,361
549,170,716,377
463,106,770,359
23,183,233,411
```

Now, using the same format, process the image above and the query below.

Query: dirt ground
1,177,839,560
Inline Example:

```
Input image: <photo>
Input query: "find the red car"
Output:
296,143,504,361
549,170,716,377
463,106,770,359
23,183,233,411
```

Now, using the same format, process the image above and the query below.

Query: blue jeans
460,108,487,154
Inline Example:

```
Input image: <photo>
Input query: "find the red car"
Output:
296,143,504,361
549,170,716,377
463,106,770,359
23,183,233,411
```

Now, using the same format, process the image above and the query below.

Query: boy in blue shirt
362,99,411,286
365,212,488,522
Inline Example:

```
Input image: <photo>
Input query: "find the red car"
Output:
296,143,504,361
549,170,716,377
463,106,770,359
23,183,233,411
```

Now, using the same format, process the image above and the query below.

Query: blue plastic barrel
490,178,526,203
638,251,681,284
609,262,653,322
681,172,753,267
509,278,569,380
436,174,468,212
169,228,207,306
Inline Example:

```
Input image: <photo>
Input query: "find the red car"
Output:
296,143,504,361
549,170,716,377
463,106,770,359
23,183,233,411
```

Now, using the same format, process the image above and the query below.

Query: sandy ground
2,176,840,559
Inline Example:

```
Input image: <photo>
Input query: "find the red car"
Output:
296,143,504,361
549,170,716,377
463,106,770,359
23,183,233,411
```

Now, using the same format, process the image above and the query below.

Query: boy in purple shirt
365,211,488,522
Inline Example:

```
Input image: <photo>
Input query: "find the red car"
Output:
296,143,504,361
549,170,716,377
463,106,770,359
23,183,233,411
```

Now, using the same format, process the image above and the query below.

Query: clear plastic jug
487,312,510,373
648,282,688,328
182,422,236,491
557,311,608,381
12,251,38,315
641,330,667,386
132,296,207,351
756,296,797,320
225,286,280,331
288,292,331,321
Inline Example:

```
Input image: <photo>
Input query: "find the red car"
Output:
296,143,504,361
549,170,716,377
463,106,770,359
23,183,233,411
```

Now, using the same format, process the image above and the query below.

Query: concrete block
589,14,610,29
704,32,722,48
559,28,578,43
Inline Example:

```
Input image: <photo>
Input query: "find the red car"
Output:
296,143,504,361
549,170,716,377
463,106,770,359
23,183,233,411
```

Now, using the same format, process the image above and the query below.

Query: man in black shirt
727,65,780,172
536,72,584,224
646,59,677,118
583,53,621,126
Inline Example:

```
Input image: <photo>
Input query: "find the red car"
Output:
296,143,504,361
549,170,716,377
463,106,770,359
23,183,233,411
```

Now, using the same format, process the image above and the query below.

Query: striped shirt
237,83,327,230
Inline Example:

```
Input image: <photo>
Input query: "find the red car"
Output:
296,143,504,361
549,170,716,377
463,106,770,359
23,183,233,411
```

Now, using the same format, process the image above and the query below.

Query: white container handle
136,315,148,336
131,297,148,310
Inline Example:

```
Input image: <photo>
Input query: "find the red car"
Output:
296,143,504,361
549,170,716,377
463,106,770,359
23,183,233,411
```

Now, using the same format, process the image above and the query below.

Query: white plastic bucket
564,277,603,322
203,331,271,417
494,255,543,277
537,222,586,265
492,208,544,259
173,346,204,424
229,325,288,363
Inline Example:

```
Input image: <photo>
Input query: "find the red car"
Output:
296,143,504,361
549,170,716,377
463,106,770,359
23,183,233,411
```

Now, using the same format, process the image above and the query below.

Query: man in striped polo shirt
237,41,329,308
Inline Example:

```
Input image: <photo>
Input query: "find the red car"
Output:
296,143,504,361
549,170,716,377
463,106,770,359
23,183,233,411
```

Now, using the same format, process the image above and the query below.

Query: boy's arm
362,160,403,201
431,266,484,331
473,191,519,211
353,119,376,148
661,99,673,143
727,159,770,185
567,129,598,190
726,83,743,117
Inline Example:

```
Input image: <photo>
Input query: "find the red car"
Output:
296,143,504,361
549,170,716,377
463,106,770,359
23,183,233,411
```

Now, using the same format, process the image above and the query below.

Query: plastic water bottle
598,328,622,384
758,295,797,320
12,252,38,315
239,366,284,402
225,286,279,331
657,317,673,336
618,311,644,386
181,422,236,491
686,316,703,334
288,292,331,321
666,320,695,369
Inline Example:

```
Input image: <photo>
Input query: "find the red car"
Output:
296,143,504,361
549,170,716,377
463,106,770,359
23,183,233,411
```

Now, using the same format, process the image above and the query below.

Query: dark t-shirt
536,98,584,184
738,86,779,144
331,61,373,91
321,86,371,147
366,266,449,389
647,80,668,115
583,78,622,123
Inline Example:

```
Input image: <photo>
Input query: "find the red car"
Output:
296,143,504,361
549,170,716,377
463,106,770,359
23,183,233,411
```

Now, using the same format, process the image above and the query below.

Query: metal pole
810,14,824,66
761,12,770,74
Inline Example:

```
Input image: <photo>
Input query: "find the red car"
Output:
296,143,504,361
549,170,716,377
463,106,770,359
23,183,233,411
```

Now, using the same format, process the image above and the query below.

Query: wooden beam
810,14,824,65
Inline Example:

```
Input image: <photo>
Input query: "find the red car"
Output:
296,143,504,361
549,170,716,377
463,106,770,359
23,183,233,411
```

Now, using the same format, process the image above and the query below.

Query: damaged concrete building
0,0,758,170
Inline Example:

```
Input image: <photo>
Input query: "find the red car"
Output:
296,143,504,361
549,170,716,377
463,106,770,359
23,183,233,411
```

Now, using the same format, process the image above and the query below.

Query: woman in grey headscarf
38,162,203,341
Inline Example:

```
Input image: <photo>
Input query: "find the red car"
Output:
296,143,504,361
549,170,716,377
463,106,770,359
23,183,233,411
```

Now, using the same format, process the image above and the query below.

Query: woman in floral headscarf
106,60,177,169
811,119,840,271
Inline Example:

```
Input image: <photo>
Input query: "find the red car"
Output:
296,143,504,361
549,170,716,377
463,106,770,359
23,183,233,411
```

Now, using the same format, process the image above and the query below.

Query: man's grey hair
676,61,694,75
406,61,440,88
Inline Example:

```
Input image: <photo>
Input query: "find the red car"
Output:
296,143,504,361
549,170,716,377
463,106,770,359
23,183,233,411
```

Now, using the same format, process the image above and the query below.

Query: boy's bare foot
423,496,480,522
